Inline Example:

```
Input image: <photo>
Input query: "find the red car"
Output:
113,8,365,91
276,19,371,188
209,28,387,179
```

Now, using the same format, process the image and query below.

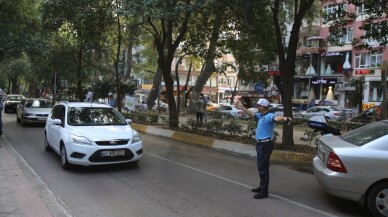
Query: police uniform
254,111,276,197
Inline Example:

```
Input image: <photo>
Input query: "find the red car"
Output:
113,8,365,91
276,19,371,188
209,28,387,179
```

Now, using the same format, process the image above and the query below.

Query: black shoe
251,187,262,193
253,191,268,199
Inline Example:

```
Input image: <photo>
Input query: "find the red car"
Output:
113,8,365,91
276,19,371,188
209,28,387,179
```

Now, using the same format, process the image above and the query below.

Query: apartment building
295,1,388,109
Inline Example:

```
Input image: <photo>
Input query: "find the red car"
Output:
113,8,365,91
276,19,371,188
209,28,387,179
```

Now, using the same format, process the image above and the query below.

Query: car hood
68,125,133,141
24,108,52,113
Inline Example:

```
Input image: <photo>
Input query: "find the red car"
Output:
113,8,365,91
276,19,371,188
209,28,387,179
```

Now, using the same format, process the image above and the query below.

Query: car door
47,105,65,152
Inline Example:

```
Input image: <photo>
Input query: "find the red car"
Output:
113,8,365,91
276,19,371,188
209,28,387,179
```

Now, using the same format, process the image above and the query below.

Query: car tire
16,115,21,123
21,118,27,127
44,133,52,152
367,182,388,217
60,145,72,170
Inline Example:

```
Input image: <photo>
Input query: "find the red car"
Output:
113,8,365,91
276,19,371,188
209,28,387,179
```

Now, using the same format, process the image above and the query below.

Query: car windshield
340,121,388,146
25,100,52,108
8,95,24,100
67,107,127,126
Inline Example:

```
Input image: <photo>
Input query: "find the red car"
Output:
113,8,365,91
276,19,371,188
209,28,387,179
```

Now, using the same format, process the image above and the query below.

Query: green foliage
224,120,243,136
324,0,388,52
300,130,319,147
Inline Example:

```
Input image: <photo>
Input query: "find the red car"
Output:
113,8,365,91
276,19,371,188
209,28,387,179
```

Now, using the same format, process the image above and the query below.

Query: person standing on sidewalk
193,95,205,123
201,93,208,123
235,98,292,199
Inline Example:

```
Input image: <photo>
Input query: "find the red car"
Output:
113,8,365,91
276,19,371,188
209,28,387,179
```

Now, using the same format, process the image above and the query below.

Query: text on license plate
101,150,125,157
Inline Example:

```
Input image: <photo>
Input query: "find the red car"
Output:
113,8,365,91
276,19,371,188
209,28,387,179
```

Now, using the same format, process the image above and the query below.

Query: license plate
101,150,125,157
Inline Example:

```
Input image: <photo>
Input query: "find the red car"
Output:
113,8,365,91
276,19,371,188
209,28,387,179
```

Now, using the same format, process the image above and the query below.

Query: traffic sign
254,83,265,92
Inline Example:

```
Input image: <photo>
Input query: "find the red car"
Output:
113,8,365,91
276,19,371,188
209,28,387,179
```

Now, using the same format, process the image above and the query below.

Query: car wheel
367,182,388,217
16,115,21,123
60,145,72,170
21,118,27,127
44,133,52,152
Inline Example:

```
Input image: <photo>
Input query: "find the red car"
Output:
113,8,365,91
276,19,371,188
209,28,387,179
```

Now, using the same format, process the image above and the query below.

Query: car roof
56,101,111,108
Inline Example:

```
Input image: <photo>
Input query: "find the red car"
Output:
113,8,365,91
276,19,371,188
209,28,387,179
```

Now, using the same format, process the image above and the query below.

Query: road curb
132,123,314,166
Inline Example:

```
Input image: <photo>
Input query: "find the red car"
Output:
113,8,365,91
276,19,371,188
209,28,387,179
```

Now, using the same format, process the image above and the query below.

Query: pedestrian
193,95,205,123
141,101,148,112
235,98,292,199
85,87,93,102
107,92,116,107
201,93,208,122
0,88,4,136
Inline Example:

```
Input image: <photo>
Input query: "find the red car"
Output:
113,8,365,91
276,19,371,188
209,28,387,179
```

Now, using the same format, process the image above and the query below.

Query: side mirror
126,119,132,124
51,119,62,126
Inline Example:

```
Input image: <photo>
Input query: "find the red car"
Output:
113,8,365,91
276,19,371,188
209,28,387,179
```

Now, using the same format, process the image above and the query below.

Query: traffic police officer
236,98,292,199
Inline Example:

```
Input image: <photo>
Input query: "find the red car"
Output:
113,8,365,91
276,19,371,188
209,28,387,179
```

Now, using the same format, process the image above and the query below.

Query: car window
67,107,126,126
341,121,388,146
323,108,330,112
51,105,64,119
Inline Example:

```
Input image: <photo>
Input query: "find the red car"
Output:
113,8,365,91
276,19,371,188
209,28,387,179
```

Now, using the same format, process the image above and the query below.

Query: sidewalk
0,135,72,217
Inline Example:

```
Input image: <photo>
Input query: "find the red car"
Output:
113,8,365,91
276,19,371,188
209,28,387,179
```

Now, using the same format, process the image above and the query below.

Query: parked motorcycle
308,116,341,136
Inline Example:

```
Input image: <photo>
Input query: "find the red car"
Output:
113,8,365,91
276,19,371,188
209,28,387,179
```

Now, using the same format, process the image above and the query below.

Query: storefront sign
355,69,375,75
321,52,345,57
362,103,375,110
311,79,336,84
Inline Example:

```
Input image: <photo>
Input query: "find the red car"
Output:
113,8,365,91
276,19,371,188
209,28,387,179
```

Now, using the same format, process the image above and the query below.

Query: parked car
16,98,53,126
206,101,220,111
247,104,301,117
209,105,244,119
4,94,25,113
152,100,168,111
44,102,143,169
349,105,385,124
300,106,342,120
313,120,388,217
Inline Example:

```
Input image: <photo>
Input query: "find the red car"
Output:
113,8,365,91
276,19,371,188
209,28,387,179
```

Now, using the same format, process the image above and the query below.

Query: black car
4,94,25,113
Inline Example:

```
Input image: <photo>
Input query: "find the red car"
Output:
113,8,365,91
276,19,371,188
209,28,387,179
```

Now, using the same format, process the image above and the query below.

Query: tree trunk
147,68,163,111
124,40,133,81
187,5,224,114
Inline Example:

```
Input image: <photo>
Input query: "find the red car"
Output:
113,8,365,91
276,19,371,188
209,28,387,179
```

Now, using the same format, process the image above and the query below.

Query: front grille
89,149,134,162
36,114,48,117
95,139,130,146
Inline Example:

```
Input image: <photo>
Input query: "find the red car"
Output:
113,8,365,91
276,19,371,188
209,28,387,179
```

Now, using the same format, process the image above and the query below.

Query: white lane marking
145,152,338,217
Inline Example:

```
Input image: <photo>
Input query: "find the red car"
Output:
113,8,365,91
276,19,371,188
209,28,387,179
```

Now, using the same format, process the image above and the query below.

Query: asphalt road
1,112,371,217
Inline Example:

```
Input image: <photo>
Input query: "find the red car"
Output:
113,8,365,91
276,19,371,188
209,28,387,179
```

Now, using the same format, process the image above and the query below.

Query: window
228,77,234,86
356,4,368,15
370,53,383,68
338,28,353,44
355,53,383,69
323,4,346,15
355,53,369,69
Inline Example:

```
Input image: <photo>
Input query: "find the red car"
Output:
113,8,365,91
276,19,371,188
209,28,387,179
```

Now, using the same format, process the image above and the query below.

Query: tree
125,0,205,128
41,0,116,100
323,0,388,52
271,0,318,146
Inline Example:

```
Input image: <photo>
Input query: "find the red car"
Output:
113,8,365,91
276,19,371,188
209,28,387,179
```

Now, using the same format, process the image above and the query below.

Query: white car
301,106,342,121
210,105,244,119
44,102,143,169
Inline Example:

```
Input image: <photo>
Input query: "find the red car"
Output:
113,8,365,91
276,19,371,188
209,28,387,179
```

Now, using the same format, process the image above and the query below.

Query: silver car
17,98,53,126
313,120,388,217
301,106,342,120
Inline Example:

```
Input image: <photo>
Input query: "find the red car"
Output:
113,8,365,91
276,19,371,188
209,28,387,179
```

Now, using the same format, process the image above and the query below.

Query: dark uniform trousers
256,140,274,192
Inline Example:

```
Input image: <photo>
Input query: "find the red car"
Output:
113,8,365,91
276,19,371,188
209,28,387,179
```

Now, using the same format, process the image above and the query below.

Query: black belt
256,138,272,143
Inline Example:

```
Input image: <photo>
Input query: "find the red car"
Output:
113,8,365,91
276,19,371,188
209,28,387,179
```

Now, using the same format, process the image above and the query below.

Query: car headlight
132,129,141,143
70,134,93,146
